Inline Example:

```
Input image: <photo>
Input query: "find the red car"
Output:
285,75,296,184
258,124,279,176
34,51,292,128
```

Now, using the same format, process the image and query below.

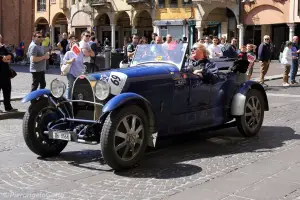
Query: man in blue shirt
290,36,300,84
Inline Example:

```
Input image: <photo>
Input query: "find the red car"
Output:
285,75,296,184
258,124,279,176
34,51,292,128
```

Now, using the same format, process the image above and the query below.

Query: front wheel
100,105,149,171
236,89,265,137
23,98,68,157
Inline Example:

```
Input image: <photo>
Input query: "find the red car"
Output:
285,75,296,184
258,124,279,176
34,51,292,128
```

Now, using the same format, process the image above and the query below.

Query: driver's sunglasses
36,36,42,38
191,47,199,51
85,35,91,37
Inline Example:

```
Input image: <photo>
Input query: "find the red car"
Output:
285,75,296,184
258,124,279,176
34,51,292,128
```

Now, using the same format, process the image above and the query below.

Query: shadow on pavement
11,65,61,75
0,111,25,120
38,125,298,179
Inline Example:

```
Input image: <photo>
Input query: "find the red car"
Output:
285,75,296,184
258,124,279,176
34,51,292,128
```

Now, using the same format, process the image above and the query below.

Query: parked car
21,43,269,171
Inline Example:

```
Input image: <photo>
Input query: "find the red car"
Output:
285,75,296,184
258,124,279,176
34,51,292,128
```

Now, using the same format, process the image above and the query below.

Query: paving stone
235,177,300,200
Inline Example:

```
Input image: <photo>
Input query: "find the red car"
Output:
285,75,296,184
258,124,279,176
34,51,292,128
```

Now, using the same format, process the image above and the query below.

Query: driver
185,43,218,82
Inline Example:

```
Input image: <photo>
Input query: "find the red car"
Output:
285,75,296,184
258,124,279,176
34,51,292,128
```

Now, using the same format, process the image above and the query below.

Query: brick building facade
0,0,35,51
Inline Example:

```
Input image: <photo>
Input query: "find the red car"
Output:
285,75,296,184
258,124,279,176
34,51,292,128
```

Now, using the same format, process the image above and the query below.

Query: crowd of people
0,29,299,112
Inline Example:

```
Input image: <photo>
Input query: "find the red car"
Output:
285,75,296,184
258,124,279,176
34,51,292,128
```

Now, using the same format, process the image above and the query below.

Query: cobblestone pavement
0,67,300,200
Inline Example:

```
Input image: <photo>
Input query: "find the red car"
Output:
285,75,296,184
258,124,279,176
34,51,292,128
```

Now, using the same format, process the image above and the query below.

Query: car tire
100,105,149,171
236,89,265,137
23,98,68,157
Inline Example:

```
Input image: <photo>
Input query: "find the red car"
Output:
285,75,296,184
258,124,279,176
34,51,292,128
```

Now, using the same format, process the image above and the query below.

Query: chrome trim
71,75,97,120
57,100,104,107
65,118,99,123
231,93,246,116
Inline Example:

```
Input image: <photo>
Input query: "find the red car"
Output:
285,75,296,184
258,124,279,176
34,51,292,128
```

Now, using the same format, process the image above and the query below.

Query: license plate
51,130,72,141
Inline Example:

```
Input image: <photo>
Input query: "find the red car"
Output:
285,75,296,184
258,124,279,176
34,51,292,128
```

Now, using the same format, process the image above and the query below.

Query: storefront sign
50,0,56,3
153,20,185,26
207,21,220,26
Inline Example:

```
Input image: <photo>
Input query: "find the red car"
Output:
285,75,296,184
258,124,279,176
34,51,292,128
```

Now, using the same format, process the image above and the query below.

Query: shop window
158,0,165,8
169,0,178,7
183,0,192,6
37,0,46,11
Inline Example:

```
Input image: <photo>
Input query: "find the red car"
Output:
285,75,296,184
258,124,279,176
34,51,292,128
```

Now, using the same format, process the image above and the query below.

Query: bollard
104,45,111,69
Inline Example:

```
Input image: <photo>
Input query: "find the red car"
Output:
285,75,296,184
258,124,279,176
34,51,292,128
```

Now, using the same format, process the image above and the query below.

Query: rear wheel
236,89,265,137
100,105,148,171
23,98,68,157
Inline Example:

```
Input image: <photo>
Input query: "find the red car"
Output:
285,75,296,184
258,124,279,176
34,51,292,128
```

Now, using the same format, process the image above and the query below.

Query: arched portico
51,12,68,44
133,10,153,42
94,13,111,45
34,17,49,35
199,7,238,42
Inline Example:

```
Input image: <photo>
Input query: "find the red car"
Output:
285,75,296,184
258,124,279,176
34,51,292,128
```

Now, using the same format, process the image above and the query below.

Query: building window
37,0,46,11
158,0,165,8
183,0,191,5
169,0,177,7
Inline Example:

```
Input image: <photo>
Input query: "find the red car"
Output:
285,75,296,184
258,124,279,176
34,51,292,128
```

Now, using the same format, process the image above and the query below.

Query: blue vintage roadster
21,43,269,170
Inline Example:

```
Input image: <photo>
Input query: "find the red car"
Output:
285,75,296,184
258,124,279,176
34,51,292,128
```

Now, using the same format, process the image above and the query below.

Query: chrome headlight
95,80,110,100
50,79,66,98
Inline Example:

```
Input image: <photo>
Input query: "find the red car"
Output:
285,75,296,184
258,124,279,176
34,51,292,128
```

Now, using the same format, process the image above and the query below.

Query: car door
187,75,212,127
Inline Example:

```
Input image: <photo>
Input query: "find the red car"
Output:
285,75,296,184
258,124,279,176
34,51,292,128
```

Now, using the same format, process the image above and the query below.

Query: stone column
288,23,296,41
195,26,203,40
50,25,55,47
237,24,244,48
111,24,116,50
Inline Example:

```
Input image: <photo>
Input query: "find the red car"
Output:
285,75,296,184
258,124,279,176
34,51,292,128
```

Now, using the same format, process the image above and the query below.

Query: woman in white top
281,41,293,86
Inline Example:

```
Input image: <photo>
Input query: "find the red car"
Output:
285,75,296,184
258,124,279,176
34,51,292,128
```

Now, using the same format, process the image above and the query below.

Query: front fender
231,81,269,116
102,92,152,113
101,92,158,147
21,89,51,103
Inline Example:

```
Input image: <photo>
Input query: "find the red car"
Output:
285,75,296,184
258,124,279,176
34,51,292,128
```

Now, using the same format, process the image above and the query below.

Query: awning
153,20,186,26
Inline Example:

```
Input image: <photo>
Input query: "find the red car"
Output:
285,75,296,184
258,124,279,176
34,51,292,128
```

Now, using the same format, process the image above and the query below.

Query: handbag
61,62,72,76
9,68,17,79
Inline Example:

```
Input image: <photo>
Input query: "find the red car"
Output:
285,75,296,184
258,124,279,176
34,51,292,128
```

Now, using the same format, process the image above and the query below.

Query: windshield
130,43,188,70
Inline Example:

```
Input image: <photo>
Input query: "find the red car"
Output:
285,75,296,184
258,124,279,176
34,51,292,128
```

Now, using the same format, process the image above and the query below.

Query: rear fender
101,92,158,147
231,81,269,116
21,89,51,103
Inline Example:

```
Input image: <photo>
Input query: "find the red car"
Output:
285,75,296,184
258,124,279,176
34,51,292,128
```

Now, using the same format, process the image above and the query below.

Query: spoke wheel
100,105,149,171
244,96,261,131
114,115,145,161
23,98,68,157
236,89,265,137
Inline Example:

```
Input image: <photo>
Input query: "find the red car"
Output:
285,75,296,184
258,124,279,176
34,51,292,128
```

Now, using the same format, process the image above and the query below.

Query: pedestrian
290,36,300,84
66,34,76,52
57,32,68,67
62,41,89,99
27,31,50,93
281,41,293,86
258,35,272,86
0,34,17,112
150,33,158,44
89,36,98,72
246,44,256,80
79,30,95,73
42,32,50,70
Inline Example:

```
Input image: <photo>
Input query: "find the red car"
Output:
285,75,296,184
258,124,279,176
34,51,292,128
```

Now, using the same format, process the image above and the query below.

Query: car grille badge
78,93,84,100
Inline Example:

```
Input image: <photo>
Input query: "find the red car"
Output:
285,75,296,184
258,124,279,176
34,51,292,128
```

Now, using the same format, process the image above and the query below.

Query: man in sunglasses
28,31,50,93
79,31,95,73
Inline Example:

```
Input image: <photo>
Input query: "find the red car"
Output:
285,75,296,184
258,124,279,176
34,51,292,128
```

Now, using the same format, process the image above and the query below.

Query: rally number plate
50,130,72,141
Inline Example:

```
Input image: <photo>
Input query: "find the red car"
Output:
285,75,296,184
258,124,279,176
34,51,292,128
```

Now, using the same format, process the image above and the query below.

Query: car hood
81,64,180,96
86,64,179,81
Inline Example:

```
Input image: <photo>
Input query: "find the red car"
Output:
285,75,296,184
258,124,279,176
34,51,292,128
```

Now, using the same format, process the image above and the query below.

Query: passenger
185,43,218,82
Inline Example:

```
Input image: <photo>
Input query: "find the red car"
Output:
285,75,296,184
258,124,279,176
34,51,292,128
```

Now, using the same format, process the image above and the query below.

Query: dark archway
134,10,153,42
